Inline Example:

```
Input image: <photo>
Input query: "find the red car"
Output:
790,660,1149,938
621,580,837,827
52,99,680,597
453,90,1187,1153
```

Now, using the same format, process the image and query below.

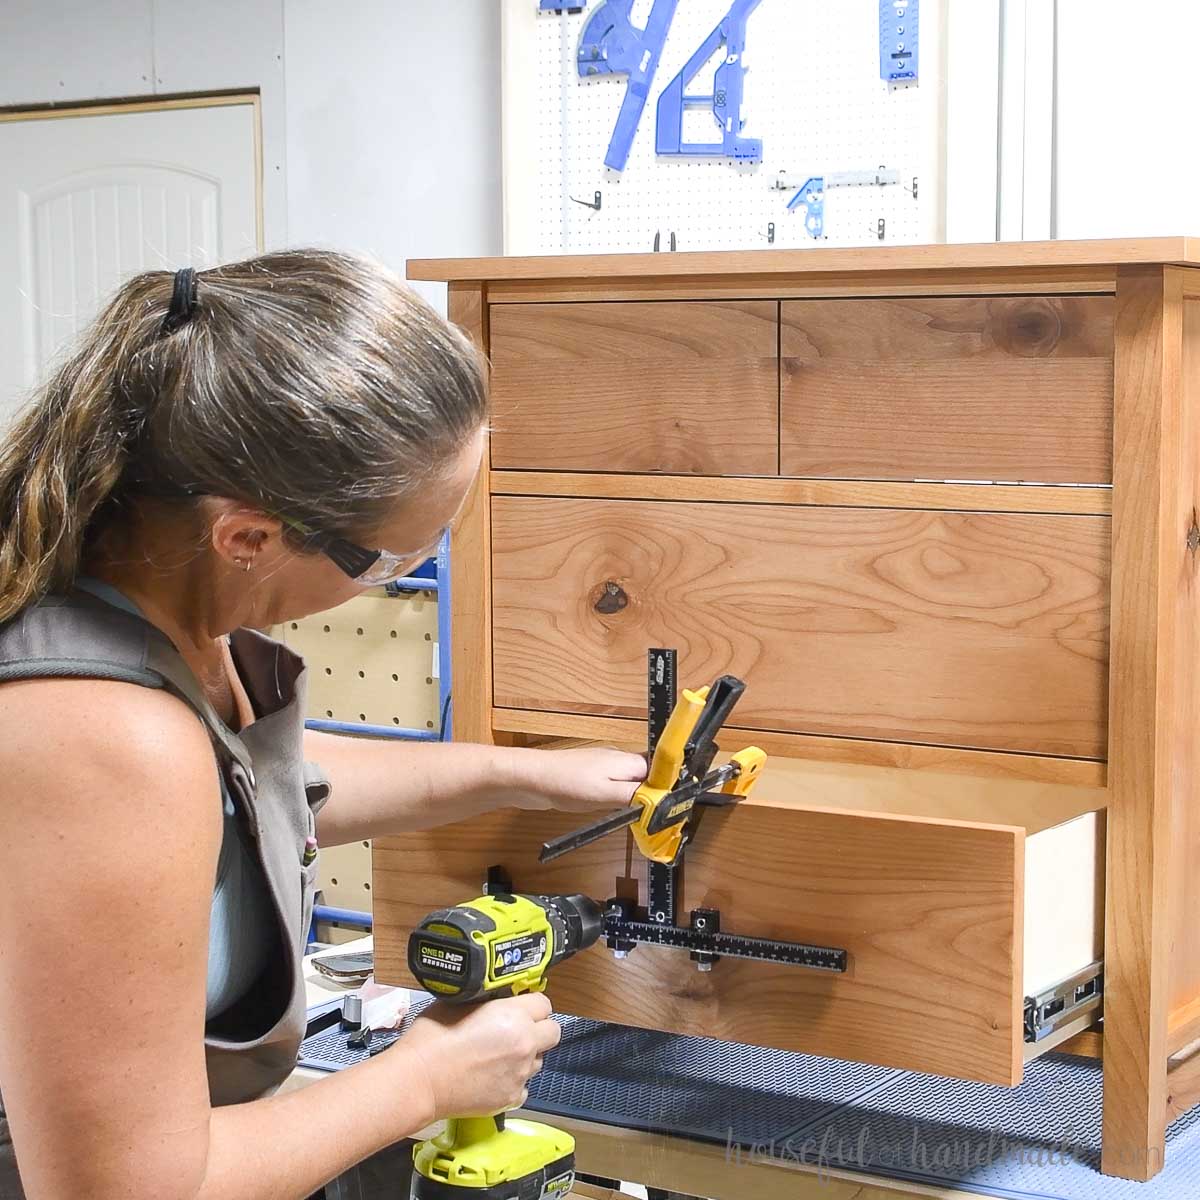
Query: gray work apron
0,588,329,1196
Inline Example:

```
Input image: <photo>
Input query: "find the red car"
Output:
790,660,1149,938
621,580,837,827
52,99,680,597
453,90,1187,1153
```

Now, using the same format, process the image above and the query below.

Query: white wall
1054,0,1200,239
943,0,1000,243
0,0,502,311
284,2,502,311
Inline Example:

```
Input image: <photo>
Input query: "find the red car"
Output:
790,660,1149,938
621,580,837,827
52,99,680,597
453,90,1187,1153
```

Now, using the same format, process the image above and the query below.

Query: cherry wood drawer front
489,301,779,475
491,497,1111,757
373,799,1026,1084
780,296,1115,483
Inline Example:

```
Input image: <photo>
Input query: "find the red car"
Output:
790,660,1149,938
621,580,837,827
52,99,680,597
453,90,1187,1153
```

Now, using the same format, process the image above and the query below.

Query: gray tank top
0,587,330,1197
74,578,275,1018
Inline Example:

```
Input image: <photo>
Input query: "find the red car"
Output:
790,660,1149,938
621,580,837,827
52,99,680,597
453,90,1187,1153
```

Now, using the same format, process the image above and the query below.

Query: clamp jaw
539,667,766,866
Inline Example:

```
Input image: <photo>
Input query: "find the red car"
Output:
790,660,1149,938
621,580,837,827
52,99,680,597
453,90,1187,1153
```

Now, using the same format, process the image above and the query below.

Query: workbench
291,938,984,1199
365,238,1200,1185
295,939,1200,1198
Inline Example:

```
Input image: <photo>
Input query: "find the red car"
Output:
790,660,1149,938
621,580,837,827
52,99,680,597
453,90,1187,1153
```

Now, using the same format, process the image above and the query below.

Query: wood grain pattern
447,283,495,745
374,794,1027,1084
1167,1045,1200,1125
488,301,779,475
1166,292,1200,1048
491,469,1113,516
780,297,1115,483
491,497,1111,757
0,95,260,121
1101,267,1184,1180
492,707,1109,788
405,237,1200,282
486,267,1117,305
1169,997,1200,1058
1058,1029,1104,1059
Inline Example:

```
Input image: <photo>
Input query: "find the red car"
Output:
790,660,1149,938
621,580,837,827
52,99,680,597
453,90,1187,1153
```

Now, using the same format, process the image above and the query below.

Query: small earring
237,558,253,573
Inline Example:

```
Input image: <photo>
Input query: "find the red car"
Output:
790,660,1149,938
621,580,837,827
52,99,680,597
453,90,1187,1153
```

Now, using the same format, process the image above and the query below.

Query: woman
0,251,646,1199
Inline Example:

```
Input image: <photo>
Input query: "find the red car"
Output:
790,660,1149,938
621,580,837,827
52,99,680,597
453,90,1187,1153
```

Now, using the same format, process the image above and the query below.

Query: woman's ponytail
0,272,167,623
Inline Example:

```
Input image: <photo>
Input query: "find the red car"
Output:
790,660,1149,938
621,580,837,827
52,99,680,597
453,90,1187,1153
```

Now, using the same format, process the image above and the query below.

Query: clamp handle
645,685,708,790
684,675,746,780
536,668,763,866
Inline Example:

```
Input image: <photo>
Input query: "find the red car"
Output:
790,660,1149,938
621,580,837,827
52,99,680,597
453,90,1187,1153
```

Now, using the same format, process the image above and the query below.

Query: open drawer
373,755,1105,1087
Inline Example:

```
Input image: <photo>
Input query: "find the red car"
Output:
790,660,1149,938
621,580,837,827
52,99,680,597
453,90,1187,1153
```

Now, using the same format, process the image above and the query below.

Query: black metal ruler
646,648,678,925
604,916,848,972
605,647,848,975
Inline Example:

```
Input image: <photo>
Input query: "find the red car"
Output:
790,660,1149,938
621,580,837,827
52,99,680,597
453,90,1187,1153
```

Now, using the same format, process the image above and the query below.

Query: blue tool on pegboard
879,0,918,83
787,177,825,238
541,0,586,12
655,0,764,162
783,167,900,238
577,0,678,171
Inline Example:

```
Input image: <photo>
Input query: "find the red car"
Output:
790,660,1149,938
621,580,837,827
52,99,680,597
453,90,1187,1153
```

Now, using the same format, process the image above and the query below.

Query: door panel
0,101,259,425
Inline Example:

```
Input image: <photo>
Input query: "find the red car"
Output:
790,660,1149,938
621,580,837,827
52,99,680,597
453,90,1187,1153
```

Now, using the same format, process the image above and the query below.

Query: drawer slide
1024,961,1104,1044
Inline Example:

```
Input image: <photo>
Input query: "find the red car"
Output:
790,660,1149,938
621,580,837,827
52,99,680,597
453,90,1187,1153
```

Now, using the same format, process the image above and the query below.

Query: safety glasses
282,518,441,588
146,482,439,587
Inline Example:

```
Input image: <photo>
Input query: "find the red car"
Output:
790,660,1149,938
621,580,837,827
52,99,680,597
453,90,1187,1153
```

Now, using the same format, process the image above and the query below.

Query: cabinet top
407,237,1200,283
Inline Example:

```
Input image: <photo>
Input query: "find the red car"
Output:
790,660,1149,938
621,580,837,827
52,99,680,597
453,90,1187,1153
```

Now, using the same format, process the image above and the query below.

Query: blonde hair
0,250,487,622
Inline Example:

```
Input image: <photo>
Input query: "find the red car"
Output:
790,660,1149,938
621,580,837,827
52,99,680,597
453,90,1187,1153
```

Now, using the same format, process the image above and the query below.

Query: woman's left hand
503,746,647,814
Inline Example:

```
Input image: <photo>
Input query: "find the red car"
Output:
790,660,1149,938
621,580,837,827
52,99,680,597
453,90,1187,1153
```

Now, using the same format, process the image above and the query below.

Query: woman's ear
207,502,282,570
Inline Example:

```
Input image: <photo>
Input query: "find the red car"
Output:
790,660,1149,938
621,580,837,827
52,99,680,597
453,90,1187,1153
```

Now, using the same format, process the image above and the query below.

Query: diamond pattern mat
300,1007,1200,1197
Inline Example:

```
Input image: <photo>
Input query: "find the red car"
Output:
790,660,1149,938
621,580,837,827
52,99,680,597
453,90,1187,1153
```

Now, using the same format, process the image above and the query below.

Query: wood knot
991,298,1064,358
592,581,629,615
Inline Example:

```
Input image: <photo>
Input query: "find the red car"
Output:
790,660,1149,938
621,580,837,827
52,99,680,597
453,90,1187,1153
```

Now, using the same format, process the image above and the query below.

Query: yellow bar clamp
627,686,766,864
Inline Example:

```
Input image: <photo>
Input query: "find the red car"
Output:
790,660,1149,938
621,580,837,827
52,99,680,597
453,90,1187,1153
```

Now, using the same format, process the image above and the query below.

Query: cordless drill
407,891,604,1200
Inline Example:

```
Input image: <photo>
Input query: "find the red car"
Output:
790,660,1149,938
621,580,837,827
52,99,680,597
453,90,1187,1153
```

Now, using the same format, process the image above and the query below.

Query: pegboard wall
504,0,945,254
279,589,440,919
281,592,440,733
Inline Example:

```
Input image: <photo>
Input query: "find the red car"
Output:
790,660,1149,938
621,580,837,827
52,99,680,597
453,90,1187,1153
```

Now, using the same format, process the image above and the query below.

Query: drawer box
373,755,1105,1086
491,496,1111,758
780,297,1114,483
489,301,779,476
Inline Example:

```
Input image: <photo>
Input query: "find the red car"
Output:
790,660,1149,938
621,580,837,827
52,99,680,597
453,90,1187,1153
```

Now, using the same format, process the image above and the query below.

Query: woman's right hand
392,994,562,1122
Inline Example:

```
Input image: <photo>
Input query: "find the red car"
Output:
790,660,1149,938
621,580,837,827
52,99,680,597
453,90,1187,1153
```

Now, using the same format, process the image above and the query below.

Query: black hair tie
160,267,199,336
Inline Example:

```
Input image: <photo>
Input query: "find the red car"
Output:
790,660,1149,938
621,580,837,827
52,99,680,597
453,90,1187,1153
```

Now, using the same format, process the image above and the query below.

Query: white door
0,100,260,427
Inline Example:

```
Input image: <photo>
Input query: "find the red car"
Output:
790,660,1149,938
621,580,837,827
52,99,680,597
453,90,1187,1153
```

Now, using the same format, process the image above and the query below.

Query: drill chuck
408,892,604,1004
543,892,604,963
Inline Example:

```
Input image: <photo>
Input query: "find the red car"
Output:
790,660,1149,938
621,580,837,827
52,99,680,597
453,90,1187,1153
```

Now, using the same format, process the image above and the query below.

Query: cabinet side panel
1167,289,1200,1030
1101,266,1183,1180
446,282,493,743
